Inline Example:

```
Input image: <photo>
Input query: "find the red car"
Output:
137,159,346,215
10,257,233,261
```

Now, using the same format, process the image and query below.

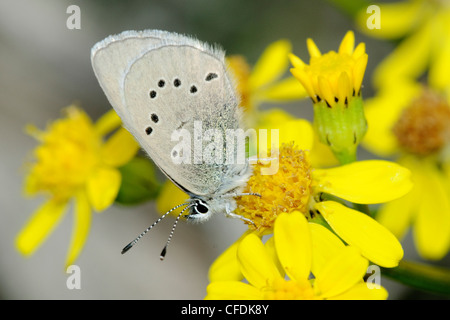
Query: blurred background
0,0,448,299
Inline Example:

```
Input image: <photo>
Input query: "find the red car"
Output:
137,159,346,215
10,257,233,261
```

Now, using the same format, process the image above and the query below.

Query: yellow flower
221,144,409,269
289,30,368,108
289,31,368,164
227,39,307,116
206,212,388,300
207,118,412,285
364,84,450,260
17,106,139,267
356,0,450,94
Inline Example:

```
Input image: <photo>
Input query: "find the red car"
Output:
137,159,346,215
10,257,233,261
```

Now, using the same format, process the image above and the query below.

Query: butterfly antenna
160,203,195,261
121,202,191,255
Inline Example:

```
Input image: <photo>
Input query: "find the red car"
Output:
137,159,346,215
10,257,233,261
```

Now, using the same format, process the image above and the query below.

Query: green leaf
115,156,161,205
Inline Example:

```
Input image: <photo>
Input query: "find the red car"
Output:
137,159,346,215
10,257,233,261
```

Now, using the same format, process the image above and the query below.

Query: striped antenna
159,203,196,261
121,202,191,255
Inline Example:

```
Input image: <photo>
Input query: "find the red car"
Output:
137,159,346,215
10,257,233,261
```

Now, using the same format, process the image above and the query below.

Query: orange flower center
393,90,450,156
235,143,313,232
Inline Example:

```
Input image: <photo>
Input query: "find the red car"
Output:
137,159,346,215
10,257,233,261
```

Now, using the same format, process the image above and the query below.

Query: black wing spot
205,73,218,81
151,113,159,123
149,90,157,98
174,78,181,87
158,79,165,88
190,85,198,94
145,127,153,135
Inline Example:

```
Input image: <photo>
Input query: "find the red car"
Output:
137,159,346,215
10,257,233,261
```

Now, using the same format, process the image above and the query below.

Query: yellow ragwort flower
356,0,450,94
234,144,409,267
206,213,388,300
289,30,368,108
17,106,139,267
207,120,412,285
289,31,368,164
364,82,450,260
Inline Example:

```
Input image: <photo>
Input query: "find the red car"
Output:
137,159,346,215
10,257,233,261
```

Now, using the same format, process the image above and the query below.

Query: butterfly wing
91,30,247,196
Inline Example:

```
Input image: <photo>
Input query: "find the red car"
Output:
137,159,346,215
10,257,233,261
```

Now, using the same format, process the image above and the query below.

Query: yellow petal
249,39,292,90
256,76,307,102
373,21,432,89
205,281,263,300
288,53,306,69
376,155,423,239
290,68,317,101
318,76,336,107
352,42,366,60
279,119,314,151
101,127,140,167
429,27,450,91
256,108,294,128
363,95,402,156
353,53,368,93
376,192,416,241
314,246,369,298
86,167,121,211
237,233,282,289
338,31,355,56
315,201,404,268
65,190,92,268
337,72,351,104
312,160,413,204
15,199,68,256
94,109,122,136
309,132,339,168
356,0,423,39
208,231,252,282
274,211,311,282
414,161,450,260
264,236,285,278
309,222,345,276
306,38,322,58
254,109,311,156
332,282,388,300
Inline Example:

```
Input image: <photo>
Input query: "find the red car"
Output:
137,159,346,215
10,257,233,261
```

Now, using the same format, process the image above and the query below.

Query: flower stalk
381,260,450,297
313,94,367,164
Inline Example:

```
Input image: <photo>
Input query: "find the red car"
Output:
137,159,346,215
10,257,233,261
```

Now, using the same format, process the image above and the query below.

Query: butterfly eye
194,200,209,214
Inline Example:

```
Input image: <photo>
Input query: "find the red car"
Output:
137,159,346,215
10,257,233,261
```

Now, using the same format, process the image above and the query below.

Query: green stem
381,260,450,297
353,203,373,217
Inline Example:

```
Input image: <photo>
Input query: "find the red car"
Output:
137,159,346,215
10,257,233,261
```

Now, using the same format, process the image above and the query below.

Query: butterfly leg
225,203,256,227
